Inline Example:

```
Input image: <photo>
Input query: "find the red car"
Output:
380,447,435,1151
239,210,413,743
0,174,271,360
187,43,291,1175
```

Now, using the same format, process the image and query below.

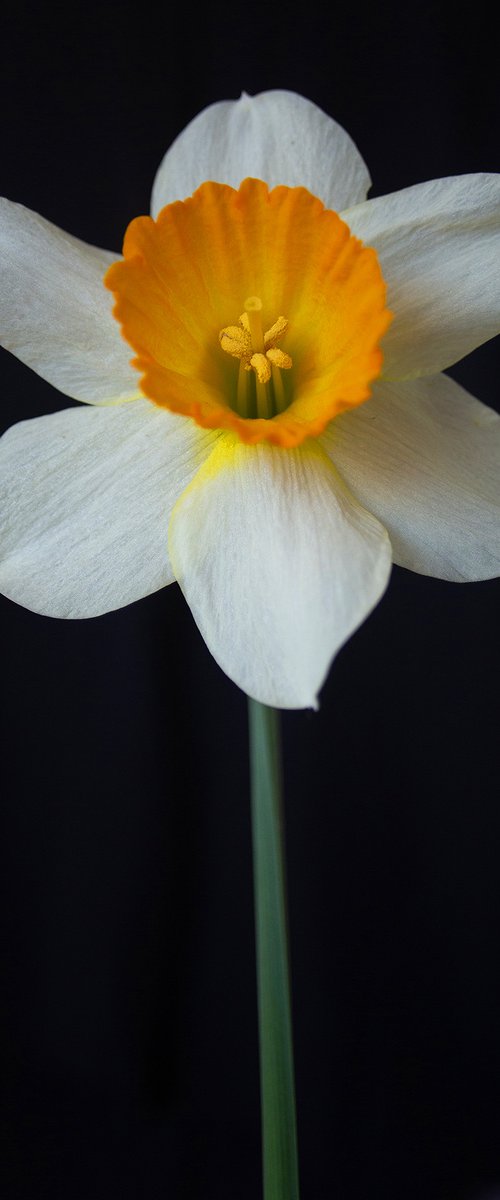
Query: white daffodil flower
1,90,499,709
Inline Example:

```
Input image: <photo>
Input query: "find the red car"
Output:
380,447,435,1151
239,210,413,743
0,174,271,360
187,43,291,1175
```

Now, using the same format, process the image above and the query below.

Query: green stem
248,698,300,1200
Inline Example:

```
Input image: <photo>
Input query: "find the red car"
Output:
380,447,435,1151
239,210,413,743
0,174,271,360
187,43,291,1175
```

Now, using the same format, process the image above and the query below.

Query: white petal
343,174,500,378
0,198,141,404
151,90,371,217
322,374,500,581
0,400,217,617
168,436,391,709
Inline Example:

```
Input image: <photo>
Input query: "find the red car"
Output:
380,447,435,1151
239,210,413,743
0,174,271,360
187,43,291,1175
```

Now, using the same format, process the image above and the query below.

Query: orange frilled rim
105,178,392,447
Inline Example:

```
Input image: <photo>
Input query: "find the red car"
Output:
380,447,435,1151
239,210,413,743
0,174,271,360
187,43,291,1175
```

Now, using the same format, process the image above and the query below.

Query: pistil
244,296,265,353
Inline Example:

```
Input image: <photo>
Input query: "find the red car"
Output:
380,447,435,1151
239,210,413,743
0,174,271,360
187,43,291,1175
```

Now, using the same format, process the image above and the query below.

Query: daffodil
1,90,499,708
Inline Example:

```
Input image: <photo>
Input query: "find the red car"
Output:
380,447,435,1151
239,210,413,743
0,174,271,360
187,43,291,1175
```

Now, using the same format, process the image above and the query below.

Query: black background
1,2,500,1197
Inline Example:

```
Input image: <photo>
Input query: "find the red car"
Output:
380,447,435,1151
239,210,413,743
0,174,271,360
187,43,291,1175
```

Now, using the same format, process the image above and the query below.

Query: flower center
105,178,392,448
219,296,292,419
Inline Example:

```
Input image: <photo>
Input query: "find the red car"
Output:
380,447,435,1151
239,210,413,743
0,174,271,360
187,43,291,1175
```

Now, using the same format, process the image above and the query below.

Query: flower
0,90,499,709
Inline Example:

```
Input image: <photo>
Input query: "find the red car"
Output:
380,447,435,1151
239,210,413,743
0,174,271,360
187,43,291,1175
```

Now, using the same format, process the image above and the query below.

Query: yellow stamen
266,347,292,371
219,324,251,359
272,364,287,413
264,316,288,348
250,352,272,385
237,361,250,417
256,378,270,418
219,296,293,418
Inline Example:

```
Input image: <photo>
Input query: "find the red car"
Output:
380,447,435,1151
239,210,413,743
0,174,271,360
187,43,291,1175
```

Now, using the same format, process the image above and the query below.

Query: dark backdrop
1,2,500,1198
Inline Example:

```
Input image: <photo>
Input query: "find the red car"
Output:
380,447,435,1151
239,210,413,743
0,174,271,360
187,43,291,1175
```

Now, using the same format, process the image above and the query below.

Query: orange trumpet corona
105,178,391,448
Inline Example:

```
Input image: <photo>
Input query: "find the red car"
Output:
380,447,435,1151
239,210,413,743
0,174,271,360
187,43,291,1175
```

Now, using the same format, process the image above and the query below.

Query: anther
250,353,272,385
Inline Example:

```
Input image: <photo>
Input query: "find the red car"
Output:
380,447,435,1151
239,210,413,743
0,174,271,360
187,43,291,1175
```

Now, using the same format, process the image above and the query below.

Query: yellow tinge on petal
105,178,391,447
